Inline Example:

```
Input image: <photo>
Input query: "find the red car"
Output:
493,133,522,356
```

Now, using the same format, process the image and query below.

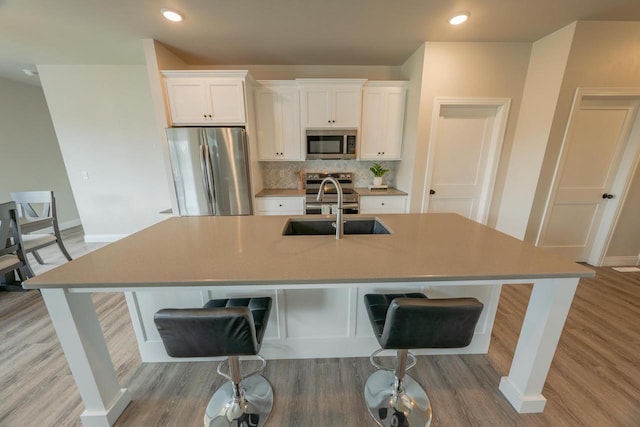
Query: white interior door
537,94,640,262
423,99,510,224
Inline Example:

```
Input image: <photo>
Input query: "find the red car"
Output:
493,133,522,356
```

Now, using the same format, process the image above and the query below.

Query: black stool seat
363,293,484,427
154,296,272,358
154,296,274,427
365,293,483,349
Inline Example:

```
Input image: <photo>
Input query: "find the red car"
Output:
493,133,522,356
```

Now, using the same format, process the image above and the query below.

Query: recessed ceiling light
161,8,183,22
22,68,38,77
449,12,470,26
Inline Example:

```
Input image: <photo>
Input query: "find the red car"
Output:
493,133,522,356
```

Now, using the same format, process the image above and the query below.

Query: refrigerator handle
203,143,217,215
199,144,215,215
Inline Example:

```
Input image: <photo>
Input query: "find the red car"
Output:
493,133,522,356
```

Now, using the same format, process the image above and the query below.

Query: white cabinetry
360,82,408,160
162,71,247,125
255,197,305,215
298,79,366,129
254,81,302,161
359,195,407,214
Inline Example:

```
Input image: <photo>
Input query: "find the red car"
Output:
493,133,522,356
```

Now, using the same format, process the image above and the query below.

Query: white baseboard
601,256,640,267
84,234,129,243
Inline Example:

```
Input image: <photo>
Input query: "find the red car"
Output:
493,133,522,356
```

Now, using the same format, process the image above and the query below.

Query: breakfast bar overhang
24,213,594,427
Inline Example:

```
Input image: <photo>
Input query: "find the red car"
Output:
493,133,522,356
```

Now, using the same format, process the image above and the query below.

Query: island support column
499,277,579,413
41,288,131,427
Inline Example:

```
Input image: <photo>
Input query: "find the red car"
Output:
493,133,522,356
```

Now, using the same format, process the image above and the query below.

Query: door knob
602,193,614,199
429,189,436,195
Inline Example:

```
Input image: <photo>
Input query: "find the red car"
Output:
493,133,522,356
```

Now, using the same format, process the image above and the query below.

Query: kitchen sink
282,217,391,236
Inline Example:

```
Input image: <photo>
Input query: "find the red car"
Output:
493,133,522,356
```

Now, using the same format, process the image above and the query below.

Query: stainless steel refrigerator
165,127,253,216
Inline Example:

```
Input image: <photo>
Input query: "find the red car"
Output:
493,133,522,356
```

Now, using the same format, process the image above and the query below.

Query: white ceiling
3,0,640,86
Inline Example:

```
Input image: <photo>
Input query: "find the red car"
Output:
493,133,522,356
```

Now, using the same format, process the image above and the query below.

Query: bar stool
154,297,272,427
363,293,483,427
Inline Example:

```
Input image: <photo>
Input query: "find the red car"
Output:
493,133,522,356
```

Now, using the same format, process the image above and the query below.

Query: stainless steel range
305,172,359,214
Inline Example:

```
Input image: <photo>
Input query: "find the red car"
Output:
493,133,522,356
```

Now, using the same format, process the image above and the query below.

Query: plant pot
373,177,383,186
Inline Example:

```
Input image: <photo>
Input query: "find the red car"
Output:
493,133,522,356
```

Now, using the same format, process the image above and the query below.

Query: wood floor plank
0,227,639,426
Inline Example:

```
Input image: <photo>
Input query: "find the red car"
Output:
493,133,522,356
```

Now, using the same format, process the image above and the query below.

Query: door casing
536,87,640,266
422,97,511,225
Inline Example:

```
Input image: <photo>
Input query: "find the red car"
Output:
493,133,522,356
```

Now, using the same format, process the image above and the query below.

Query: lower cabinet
255,197,305,215
359,195,407,214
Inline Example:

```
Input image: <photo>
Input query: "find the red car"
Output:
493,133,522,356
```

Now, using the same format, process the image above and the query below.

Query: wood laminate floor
0,226,638,426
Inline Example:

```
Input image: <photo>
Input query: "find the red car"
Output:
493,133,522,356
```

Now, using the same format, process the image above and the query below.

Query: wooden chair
0,201,34,286
10,191,72,266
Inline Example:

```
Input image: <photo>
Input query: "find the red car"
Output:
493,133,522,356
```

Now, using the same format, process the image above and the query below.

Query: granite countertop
355,187,407,196
255,189,306,197
255,188,407,197
24,213,594,289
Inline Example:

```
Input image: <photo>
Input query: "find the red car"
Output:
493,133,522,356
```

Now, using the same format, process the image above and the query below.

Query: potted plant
370,163,389,186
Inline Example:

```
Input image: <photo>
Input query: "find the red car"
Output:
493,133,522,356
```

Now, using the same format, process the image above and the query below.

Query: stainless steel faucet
317,177,344,239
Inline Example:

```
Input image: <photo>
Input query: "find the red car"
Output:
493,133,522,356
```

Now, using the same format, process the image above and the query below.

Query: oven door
305,201,359,215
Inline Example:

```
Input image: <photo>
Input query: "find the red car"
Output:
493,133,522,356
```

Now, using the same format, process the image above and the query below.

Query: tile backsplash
261,161,398,188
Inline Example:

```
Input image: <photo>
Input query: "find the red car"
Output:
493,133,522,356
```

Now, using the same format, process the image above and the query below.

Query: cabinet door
165,79,211,124
380,88,405,159
359,196,407,214
255,86,302,161
278,87,302,160
255,197,305,215
302,87,332,128
360,85,406,160
255,88,280,160
332,86,362,128
359,88,385,159
206,79,246,124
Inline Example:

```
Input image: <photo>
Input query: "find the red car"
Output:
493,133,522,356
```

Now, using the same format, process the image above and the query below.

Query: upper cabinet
360,82,408,160
254,81,303,161
298,79,366,129
162,71,247,125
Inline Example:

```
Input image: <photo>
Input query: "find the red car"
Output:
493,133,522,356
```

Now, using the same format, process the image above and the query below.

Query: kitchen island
25,213,593,427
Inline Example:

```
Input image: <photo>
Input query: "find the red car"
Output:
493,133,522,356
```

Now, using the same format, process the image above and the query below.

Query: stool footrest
216,355,267,382
369,349,416,373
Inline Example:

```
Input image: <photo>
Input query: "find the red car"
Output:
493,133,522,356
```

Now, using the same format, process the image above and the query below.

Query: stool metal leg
364,350,432,427
204,356,273,427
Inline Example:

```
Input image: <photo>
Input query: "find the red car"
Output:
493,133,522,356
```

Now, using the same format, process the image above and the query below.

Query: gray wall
526,21,640,261
38,65,172,240
0,77,79,226
399,42,532,227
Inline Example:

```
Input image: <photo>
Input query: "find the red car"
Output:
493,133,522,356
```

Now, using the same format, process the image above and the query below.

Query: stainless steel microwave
306,130,357,160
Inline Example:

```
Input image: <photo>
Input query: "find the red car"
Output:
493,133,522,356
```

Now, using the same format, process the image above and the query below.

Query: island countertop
24,213,594,289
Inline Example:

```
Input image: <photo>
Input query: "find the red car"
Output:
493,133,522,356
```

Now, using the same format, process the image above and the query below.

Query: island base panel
126,284,499,361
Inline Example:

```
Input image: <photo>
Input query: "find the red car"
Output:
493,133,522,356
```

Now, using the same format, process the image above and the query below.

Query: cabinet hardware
602,193,614,199
430,189,436,195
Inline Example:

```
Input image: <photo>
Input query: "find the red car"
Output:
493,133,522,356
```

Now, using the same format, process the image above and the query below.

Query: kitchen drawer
359,195,406,214
255,197,304,215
